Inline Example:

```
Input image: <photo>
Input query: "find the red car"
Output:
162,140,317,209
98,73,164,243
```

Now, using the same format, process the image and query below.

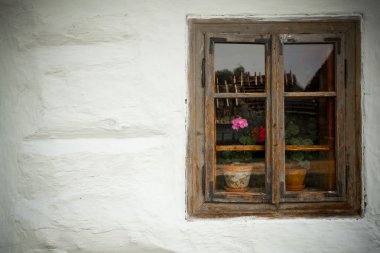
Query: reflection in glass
285,98,336,192
215,43,266,93
284,44,335,92
285,98,335,146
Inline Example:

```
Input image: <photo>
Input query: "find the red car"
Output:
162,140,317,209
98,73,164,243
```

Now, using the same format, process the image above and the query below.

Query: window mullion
271,34,285,207
204,33,215,202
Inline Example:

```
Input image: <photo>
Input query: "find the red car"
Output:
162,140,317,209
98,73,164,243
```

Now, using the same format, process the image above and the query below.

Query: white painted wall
0,0,380,252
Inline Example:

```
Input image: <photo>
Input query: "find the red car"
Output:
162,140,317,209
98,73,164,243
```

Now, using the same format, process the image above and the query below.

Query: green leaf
301,138,313,145
289,137,301,145
239,136,254,145
291,152,304,162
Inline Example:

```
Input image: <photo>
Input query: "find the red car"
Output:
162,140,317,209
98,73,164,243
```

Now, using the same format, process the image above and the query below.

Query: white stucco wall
0,0,380,252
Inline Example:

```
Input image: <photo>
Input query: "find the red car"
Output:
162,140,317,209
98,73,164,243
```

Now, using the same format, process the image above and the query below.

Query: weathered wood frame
205,33,272,203
186,18,362,218
280,33,344,203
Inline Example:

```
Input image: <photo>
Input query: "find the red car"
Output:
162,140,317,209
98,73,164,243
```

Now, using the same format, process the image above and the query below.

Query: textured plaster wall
0,0,380,252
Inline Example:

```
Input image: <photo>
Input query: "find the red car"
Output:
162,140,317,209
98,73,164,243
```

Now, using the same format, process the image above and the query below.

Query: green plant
285,117,318,169
238,135,255,145
218,116,264,165
218,128,254,165
218,151,253,164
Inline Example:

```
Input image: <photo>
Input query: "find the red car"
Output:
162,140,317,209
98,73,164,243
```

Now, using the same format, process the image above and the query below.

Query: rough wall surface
0,0,380,252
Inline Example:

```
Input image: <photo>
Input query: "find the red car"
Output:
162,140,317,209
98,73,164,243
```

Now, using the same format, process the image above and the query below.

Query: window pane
215,43,266,93
285,98,336,192
284,44,335,92
215,97,266,194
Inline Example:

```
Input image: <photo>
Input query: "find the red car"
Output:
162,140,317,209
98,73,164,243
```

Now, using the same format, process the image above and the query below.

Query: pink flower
231,117,248,131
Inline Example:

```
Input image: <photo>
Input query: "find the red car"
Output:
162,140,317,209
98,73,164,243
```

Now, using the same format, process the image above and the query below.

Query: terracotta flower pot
223,163,253,192
285,168,307,191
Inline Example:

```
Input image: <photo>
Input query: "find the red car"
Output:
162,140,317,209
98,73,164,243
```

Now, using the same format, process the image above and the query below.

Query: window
187,18,362,217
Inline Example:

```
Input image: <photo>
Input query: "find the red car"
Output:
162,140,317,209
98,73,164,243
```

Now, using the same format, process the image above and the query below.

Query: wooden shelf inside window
213,93,267,98
285,145,330,151
284,91,336,97
216,160,334,176
216,145,265,151
216,145,330,151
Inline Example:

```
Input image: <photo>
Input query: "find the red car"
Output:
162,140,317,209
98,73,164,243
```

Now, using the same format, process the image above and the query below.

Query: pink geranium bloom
231,117,248,131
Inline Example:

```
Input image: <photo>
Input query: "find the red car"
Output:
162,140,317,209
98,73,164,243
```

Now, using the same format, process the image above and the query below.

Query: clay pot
285,168,307,191
223,163,253,192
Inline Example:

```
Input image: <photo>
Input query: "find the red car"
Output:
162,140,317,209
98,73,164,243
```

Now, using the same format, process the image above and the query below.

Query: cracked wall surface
1,0,380,252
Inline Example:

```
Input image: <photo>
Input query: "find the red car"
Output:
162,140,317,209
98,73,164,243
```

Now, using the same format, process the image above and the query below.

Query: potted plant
220,117,265,192
223,162,252,192
285,120,316,191
285,159,310,191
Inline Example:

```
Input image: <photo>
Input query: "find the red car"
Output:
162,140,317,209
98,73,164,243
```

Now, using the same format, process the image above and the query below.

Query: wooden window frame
186,18,362,218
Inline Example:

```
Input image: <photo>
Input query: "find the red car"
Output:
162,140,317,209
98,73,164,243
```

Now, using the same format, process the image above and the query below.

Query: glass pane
285,98,336,192
215,43,266,93
216,98,266,145
284,44,335,92
215,97,266,193
216,151,266,193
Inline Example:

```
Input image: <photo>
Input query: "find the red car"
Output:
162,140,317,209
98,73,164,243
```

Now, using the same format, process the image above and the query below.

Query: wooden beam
216,145,330,151
285,145,330,151
216,145,265,151
213,93,267,98
284,91,336,97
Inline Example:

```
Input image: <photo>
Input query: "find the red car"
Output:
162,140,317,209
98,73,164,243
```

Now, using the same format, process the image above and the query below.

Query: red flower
257,126,265,143
252,125,266,143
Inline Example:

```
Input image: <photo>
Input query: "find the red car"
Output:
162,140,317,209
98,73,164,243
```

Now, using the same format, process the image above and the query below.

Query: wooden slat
264,35,272,197
213,93,267,98
204,32,215,202
272,33,283,207
281,194,344,203
326,50,336,191
285,145,330,151
186,24,205,216
216,145,265,151
284,91,336,97
192,201,358,218
344,20,362,213
353,20,362,214
282,33,339,43
215,145,329,151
